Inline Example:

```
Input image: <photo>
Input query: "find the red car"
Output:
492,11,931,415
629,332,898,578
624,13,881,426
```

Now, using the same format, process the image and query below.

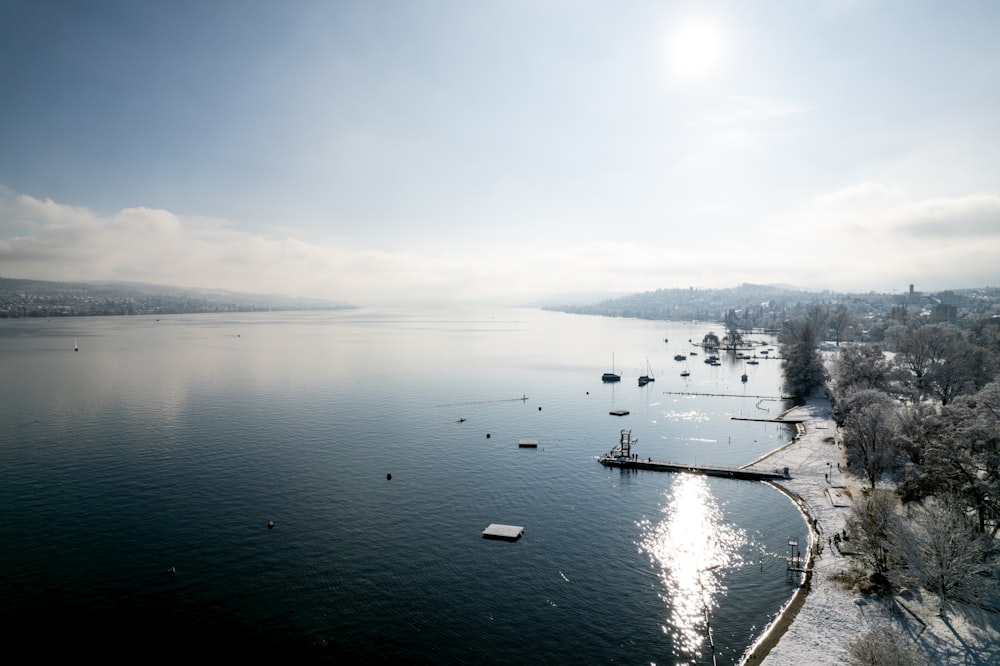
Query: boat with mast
638,359,655,386
602,353,621,382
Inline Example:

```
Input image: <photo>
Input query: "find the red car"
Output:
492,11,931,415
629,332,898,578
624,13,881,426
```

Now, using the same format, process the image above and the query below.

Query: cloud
889,195,1000,238
0,189,659,305
812,181,901,208
789,189,1000,291
2,186,996,306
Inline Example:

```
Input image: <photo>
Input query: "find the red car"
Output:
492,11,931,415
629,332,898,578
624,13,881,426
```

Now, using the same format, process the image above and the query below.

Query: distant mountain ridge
0,276,355,317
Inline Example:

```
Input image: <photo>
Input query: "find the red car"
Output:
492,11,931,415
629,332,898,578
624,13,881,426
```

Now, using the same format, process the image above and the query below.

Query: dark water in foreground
0,309,807,663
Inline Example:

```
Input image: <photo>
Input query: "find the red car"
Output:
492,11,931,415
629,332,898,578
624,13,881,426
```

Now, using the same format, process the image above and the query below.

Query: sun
663,17,725,82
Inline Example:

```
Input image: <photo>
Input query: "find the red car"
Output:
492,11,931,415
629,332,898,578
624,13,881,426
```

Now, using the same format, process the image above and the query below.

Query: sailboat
602,353,621,382
638,359,655,386
74,338,78,352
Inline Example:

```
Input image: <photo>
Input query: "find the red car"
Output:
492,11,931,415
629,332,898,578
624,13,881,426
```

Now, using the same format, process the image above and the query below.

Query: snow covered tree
845,490,900,579
841,391,903,491
929,384,1000,534
833,344,893,396
895,494,999,614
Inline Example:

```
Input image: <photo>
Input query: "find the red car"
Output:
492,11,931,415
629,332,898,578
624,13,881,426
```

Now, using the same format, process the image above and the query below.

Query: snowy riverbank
739,396,1000,665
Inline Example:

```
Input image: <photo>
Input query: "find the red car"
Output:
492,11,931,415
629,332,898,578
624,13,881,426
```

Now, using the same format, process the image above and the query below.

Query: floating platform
518,438,538,448
609,410,630,416
482,524,524,541
598,456,787,481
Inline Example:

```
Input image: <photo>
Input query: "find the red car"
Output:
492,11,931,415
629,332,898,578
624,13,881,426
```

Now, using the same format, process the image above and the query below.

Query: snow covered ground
739,396,1000,665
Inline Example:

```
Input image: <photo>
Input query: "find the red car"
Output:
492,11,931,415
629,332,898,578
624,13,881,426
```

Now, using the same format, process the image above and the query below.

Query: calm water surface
0,309,807,663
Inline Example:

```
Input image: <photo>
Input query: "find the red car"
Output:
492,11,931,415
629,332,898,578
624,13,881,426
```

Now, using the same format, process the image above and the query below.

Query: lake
0,308,808,663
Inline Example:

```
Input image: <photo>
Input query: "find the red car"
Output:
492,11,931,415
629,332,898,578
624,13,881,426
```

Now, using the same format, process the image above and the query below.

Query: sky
2,0,999,306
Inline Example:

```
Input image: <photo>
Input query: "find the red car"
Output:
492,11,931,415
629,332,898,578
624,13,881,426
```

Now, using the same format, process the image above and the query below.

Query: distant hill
0,277,356,317
543,283,1000,329
545,283,814,324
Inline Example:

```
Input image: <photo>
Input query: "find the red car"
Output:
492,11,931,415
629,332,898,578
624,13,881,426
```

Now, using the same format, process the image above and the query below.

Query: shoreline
735,393,1000,665
739,481,819,663
737,396,841,664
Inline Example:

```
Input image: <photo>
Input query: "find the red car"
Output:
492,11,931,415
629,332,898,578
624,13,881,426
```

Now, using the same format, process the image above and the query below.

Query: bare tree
970,315,1000,356
847,626,929,666
829,303,853,346
887,323,964,400
845,490,900,579
806,304,828,342
722,327,743,353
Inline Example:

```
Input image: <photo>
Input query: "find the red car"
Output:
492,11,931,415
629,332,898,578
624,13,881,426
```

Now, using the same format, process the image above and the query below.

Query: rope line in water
662,391,789,399
435,395,529,408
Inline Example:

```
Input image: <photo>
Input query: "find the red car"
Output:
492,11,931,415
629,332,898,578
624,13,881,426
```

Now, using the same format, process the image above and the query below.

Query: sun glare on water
662,17,726,82
639,474,747,662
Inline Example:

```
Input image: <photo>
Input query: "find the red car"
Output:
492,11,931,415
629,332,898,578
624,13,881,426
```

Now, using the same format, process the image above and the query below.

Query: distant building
931,303,958,325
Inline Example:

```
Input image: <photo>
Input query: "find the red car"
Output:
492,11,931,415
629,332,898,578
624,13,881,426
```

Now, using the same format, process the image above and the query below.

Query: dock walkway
598,456,788,481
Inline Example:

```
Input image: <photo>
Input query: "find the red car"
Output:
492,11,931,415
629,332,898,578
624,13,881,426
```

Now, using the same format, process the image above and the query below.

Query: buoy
486,433,491,439
386,473,392,480
267,520,275,529
537,406,541,411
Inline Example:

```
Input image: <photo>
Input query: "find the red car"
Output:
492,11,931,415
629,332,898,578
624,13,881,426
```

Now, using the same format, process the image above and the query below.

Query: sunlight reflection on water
662,409,711,422
638,474,748,664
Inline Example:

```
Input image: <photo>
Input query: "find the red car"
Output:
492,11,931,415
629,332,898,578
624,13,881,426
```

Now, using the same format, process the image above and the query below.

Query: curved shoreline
734,394,1000,664
740,481,820,663
737,401,829,664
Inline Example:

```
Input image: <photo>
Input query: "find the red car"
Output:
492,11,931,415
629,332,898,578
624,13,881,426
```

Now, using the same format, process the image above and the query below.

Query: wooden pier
730,416,803,424
598,428,788,481
598,456,788,481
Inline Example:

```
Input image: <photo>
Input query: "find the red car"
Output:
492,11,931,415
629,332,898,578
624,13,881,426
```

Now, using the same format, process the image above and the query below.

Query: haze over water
0,308,808,663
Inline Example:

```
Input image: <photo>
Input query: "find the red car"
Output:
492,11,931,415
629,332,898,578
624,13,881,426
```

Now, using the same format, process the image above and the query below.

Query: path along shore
737,396,1000,665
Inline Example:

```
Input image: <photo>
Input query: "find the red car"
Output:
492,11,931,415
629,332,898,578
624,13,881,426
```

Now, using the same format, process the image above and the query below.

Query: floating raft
518,438,538,448
609,410,630,416
482,524,524,541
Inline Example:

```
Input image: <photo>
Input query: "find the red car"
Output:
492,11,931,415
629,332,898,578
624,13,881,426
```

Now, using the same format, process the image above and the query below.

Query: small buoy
267,520,275,529
486,433,491,439
167,566,176,576
386,473,392,480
